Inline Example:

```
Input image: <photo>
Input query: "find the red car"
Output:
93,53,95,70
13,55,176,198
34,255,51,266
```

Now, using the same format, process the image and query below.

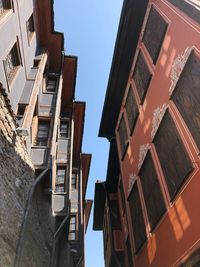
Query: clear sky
54,1,123,266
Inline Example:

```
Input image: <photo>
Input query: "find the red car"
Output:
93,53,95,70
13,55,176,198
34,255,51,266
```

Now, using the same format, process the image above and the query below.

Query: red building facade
93,0,200,266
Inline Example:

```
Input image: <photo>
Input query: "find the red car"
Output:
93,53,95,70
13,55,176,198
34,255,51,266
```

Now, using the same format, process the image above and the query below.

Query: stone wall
0,89,55,267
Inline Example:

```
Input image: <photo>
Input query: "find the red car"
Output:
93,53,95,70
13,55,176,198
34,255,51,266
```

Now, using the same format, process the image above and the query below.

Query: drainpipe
14,167,49,267
49,204,70,267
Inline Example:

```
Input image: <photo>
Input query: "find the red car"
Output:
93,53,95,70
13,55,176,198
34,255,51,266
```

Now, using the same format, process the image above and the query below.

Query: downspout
14,167,49,267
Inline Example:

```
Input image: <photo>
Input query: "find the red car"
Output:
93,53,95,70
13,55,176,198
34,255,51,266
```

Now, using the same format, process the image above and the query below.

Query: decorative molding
169,47,193,95
138,144,150,171
128,173,137,195
151,104,168,140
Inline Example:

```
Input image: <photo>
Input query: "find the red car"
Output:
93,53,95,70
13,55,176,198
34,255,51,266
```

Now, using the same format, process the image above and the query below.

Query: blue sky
54,1,123,266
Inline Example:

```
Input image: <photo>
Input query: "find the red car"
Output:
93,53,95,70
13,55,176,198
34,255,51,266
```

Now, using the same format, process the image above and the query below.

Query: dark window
129,183,147,252
55,166,66,193
60,120,69,138
33,59,40,68
71,172,77,190
46,76,57,92
132,51,152,103
154,111,193,200
118,114,129,159
180,247,200,267
109,199,121,230
4,42,21,84
35,120,50,146
56,169,66,185
172,51,200,151
119,180,126,215
17,105,26,118
125,87,139,134
143,7,168,64
0,0,12,15
140,152,166,230
27,14,34,40
69,215,77,240
169,0,200,24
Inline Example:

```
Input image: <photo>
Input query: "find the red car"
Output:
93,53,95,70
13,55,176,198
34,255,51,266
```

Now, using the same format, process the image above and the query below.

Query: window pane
140,152,166,230
154,112,193,200
4,42,20,83
46,77,56,92
172,51,200,150
143,7,168,64
129,183,147,251
118,114,128,158
125,87,139,134
60,121,69,138
35,121,50,146
56,167,66,184
69,215,77,240
132,51,152,103
71,172,77,190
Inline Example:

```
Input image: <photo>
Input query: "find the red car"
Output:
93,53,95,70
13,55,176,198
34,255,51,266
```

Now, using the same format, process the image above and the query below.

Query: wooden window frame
44,74,58,93
132,50,152,104
71,170,78,191
153,111,193,201
59,119,70,139
34,119,51,147
171,50,200,153
117,113,129,160
3,40,22,88
142,6,168,65
69,214,77,241
55,166,66,193
168,0,200,24
139,151,166,231
125,86,139,135
128,182,147,253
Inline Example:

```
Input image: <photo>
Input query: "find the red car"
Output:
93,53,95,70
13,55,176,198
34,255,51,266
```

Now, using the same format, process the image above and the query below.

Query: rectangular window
46,76,57,92
69,215,77,240
172,51,200,151
139,152,166,230
59,120,69,138
71,171,77,190
143,7,168,64
154,111,193,200
125,87,139,134
110,199,121,230
0,0,12,16
129,183,147,252
181,247,200,266
117,114,129,159
35,120,50,146
27,14,34,41
56,166,66,186
132,51,152,103
169,0,200,24
4,42,21,84
119,180,126,215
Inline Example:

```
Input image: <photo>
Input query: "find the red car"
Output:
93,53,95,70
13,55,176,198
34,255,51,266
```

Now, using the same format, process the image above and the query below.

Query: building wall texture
0,91,55,267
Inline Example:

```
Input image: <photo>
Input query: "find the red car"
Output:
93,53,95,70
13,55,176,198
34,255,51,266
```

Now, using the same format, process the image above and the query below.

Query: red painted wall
115,1,200,266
